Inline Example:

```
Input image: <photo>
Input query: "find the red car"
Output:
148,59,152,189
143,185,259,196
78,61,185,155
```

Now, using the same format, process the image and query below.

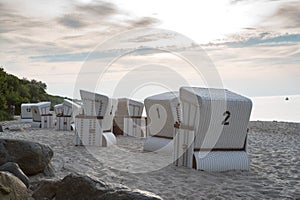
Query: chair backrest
71,101,83,118
180,87,252,150
80,90,109,117
31,102,51,122
54,104,63,116
144,92,181,138
21,103,35,119
116,98,144,117
102,98,118,131
63,99,82,116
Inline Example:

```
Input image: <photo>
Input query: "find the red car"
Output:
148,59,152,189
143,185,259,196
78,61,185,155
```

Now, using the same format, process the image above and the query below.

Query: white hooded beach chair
80,90,109,116
115,98,144,117
54,104,63,116
20,103,35,122
31,102,52,128
74,90,116,147
55,100,82,131
178,87,252,171
143,92,182,153
62,99,83,122
113,98,145,137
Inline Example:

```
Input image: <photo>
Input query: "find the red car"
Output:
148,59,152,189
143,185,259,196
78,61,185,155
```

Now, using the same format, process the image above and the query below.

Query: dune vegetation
0,68,65,121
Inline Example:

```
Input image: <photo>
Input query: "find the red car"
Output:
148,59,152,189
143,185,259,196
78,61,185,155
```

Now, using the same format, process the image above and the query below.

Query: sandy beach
0,120,299,199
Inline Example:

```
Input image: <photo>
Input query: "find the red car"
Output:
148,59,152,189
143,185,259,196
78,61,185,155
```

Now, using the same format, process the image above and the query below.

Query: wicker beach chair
178,87,252,171
74,90,116,147
31,102,52,128
113,98,145,137
143,92,182,153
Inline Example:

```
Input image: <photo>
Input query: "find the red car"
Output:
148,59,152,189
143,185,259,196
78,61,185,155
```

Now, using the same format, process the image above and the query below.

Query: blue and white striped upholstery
180,87,252,150
80,90,109,117
194,151,249,171
180,87,252,171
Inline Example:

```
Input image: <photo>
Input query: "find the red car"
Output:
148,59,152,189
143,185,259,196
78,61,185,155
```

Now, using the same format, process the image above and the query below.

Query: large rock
0,162,29,188
33,173,162,200
0,171,28,200
43,164,55,177
0,139,53,175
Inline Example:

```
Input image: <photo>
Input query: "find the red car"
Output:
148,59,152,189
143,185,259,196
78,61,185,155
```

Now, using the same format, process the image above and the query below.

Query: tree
0,68,64,121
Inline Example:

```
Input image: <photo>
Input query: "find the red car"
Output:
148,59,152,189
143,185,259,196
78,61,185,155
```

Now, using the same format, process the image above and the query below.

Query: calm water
251,95,300,123
141,95,300,123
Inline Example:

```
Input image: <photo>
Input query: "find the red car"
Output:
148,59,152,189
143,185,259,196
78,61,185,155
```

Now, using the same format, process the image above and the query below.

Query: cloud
76,2,117,17
129,17,159,28
203,41,300,96
227,33,300,47
29,47,167,63
262,1,300,30
56,2,158,29
125,31,174,43
204,1,300,48
229,0,246,4
2,0,299,99
230,0,282,4
30,52,90,62
55,2,159,30
57,14,87,28
201,0,300,96
0,0,160,67
0,7,44,33
56,2,120,29
29,51,117,62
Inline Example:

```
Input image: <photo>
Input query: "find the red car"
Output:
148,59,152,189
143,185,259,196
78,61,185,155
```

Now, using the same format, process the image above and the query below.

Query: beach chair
143,92,182,153
20,103,35,122
54,104,63,116
55,100,82,131
31,102,53,128
113,98,145,137
74,90,116,147
178,87,252,171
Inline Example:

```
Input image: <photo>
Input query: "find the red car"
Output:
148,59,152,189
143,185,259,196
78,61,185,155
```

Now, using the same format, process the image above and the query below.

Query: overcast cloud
0,0,299,97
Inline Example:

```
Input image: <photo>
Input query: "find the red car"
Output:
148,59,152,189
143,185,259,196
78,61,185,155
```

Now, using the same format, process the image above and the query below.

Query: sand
0,120,299,199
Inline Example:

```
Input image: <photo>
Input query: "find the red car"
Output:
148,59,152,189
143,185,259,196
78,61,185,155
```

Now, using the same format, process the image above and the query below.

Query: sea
251,95,300,123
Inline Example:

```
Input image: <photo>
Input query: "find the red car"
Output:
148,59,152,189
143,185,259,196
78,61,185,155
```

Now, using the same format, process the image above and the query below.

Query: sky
1,0,300,101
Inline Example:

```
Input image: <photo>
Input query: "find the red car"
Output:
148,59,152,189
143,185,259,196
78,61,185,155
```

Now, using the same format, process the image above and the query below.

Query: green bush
0,110,13,121
0,67,65,121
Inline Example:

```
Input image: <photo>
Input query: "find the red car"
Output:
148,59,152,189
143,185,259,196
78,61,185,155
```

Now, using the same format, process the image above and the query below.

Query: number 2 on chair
222,111,230,125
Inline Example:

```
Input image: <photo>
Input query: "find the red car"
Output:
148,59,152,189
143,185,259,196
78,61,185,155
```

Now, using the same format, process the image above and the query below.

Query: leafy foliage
0,68,65,121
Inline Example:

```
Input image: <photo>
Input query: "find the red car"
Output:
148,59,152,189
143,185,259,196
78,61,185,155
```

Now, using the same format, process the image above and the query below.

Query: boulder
0,171,28,200
0,139,53,175
7,126,24,132
0,162,29,188
33,173,162,200
43,164,55,177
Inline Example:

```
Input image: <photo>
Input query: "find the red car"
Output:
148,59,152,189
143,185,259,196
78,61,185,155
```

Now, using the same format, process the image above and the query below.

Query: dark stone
0,171,28,200
31,179,58,200
33,173,162,200
0,162,29,188
0,139,53,175
43,164,55,177
0,125,3,132
8,126,24,132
